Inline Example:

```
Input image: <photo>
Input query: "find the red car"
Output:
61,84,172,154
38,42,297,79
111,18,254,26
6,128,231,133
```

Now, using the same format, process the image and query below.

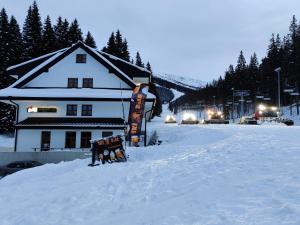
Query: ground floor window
65,132,76,148
41,131,51,151
102,131,113,137
80,132,91,148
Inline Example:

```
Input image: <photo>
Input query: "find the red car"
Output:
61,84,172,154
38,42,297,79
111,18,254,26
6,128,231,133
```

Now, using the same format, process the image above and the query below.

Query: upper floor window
68,78,78,88
82,105,92,116
76,54,87,63
66,104,77,116
82,78,93,88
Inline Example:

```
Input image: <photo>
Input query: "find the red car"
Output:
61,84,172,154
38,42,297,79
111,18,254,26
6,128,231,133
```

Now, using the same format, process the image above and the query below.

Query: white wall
16,129,124,152
24,48,131,89
17,100,154,122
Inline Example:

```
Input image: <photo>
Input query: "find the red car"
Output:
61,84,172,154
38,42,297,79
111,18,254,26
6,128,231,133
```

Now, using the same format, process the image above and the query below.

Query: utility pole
232,88,235,122
275,67,281,113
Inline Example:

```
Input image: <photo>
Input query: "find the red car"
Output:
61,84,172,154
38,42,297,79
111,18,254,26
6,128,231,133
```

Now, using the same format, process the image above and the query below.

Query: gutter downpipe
9,97,19,152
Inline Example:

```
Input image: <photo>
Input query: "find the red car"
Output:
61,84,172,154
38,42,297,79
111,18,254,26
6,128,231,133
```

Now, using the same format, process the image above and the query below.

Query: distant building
0,41,155,152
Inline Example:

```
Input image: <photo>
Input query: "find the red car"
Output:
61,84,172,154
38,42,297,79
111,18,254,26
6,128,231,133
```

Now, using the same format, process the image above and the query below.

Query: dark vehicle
0,160,43,177
279,118,294,126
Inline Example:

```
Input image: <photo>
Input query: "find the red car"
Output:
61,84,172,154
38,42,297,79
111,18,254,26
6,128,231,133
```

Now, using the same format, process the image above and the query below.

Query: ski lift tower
234,90,250,116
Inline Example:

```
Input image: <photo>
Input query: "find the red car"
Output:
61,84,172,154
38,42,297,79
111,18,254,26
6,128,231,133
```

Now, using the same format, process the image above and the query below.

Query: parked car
0,160,43,177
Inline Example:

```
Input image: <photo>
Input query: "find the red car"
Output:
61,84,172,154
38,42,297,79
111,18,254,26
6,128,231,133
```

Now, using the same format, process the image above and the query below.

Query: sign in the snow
128,84,149,145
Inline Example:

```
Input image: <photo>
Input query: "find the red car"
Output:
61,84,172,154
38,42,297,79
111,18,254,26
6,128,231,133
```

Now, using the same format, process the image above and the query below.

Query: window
68,78,78,88
80,132,91,148
27,107,57,113
76,54,87,63
41,131,51,151
102,131,113,138
65,132,76,148
66,104,77,116
83,78,93,88
82,105,92,116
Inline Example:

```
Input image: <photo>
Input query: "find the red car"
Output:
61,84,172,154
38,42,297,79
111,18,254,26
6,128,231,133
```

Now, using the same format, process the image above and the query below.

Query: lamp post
213,96,216,109
274,67,281,113
231,88,235,122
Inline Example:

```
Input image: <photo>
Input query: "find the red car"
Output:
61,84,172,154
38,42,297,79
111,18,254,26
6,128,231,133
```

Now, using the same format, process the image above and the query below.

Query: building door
80,132,91,149
41,131,51,151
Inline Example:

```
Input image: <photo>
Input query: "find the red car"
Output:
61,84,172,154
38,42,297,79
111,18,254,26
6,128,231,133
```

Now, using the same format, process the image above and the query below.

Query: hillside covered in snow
153,72,206,93
1,115,300,225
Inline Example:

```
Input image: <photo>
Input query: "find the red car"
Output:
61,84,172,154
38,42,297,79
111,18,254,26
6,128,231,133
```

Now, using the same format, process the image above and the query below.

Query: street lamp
274,67,281,113
231,88,235,122
213,96,216,109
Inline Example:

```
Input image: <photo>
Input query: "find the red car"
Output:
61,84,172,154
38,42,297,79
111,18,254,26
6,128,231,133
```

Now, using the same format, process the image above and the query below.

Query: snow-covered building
0,41,156,152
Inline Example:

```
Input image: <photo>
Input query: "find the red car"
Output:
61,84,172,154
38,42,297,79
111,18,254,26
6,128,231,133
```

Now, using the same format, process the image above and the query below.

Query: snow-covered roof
0,87,156,100
9,41,137,88
7,41,151,88
7,48,68,71
11,51,65,87
99,51,151,73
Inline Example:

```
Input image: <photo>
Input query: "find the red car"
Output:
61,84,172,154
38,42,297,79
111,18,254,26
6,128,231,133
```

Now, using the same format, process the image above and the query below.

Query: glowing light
27,106,38,113
165,115,175,122
271,106,278,111
259,110,263,115
217,111,222,116
183,113,196,121
258,104,266,111
207,110,213,115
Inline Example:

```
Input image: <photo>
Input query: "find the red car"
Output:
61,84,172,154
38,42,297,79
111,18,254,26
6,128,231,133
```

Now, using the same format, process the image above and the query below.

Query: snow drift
1,121,300,225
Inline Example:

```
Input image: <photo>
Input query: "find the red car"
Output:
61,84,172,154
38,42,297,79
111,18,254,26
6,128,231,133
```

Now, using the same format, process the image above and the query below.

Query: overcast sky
1,0,300,82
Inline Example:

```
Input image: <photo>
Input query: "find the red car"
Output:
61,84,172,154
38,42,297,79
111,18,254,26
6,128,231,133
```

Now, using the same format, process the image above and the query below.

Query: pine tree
84,31,96,48
146,61,152,72
42,15,56,54
22,1,43,59
135,51,144,67
67,19,83,45
0,8,10,75
236,51,247,72
54,17,69,49
249,53,259,71
8,16,23,66
103,32,117,55
121,39,130,61
0,9,15,134
115,30,123,58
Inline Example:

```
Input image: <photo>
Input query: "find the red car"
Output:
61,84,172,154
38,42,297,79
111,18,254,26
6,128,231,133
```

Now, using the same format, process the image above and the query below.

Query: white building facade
0,42,155,152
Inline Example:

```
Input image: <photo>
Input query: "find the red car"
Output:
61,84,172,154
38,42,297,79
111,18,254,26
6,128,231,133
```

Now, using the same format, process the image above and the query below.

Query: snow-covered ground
1,117,300,224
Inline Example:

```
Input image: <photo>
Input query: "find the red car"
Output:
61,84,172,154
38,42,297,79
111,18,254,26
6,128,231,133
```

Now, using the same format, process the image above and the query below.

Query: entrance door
41,131,51,151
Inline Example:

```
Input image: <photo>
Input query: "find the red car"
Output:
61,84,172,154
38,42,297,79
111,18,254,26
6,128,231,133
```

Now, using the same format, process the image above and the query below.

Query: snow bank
1,122,300,225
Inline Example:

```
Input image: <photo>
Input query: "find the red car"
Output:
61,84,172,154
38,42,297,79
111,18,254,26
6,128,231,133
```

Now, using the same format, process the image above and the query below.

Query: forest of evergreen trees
171,15,300,112
0,1,156,134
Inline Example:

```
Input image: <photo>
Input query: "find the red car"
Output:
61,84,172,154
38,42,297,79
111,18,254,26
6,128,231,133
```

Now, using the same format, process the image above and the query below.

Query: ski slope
1,121,300,224
154,72,206,90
